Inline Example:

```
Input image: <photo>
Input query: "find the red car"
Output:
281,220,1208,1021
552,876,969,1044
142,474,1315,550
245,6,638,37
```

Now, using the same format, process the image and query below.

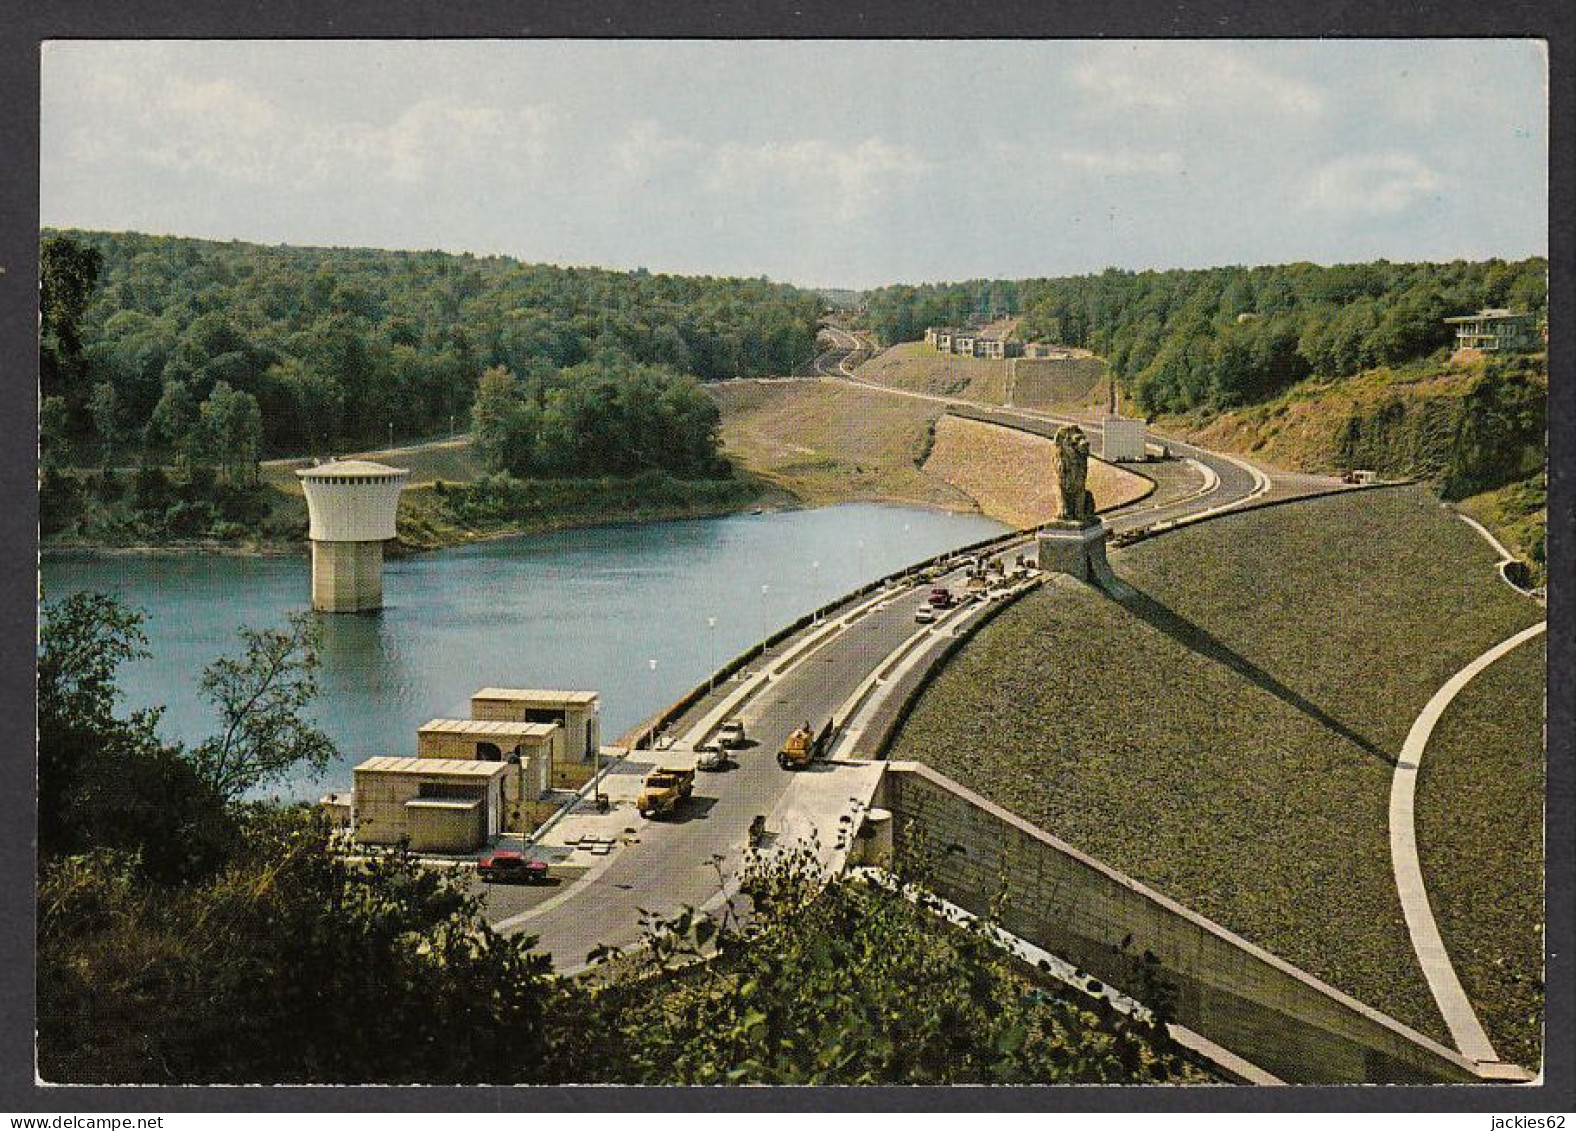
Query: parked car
477,851,550,885
914,605,937,624
717,720,747,748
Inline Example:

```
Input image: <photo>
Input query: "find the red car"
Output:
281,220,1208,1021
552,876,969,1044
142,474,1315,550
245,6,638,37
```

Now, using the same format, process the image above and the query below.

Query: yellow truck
777,720,832,770
637,765,695,818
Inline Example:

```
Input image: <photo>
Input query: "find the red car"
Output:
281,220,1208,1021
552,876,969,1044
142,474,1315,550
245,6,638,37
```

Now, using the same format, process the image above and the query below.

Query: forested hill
863,258,1547,415
43,229,824,456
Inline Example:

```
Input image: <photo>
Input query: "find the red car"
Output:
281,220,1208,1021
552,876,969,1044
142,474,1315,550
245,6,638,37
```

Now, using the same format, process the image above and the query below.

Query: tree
470,365,535,474
38,809,577,1084
148,378,197,463
38,593,157,845
196,380,263,484
583,847,1199,1084
190,613,336,803
39,395,71,471
87,381,121,467
40,234,103,401
37,591,231,878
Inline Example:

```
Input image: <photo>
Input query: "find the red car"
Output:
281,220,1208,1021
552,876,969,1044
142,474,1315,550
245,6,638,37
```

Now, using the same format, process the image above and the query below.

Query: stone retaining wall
878,761,1483,1085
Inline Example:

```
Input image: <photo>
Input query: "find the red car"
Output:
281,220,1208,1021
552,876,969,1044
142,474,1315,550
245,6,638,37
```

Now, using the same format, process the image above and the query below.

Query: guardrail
619,475,1425,753
618,524,1040,751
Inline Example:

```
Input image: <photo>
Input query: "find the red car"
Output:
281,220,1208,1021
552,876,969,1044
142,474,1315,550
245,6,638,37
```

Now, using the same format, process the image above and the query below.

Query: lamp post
759,583,771,646
810,560,821,623
592,701,606,811
707,616,718,692
647,658,659,749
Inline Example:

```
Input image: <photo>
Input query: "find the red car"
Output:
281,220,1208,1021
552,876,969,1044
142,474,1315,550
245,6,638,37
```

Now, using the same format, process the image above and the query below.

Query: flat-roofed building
352,756,510,853
979,336,1022,360
1444,308,1539,355
1101,415,1148,462
416,718,557,815
470,688,601,787
934,329,956,353
954,332,979,356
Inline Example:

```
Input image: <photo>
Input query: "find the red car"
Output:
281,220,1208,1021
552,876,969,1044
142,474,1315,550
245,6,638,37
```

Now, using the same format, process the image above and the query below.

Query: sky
40,39,1548,289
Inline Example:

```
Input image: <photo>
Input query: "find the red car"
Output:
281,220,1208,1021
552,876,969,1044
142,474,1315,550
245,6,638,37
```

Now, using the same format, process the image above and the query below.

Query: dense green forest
863,258,1547,414
39,230,822,545
37,591,1201,1085
43,229,822,459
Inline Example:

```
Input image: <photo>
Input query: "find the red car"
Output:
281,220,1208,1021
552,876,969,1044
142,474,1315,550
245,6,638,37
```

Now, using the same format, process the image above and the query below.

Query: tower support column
311,540,386,612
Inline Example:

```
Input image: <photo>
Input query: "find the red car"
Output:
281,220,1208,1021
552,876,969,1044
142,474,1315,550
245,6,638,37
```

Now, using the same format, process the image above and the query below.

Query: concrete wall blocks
877,762,1483,1085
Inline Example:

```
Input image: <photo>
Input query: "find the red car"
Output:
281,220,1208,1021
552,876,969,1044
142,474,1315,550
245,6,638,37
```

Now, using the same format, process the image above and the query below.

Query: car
914,605,937,624
927,587,954,608
476,850,550,885
696,743,730,771
717,720,747,748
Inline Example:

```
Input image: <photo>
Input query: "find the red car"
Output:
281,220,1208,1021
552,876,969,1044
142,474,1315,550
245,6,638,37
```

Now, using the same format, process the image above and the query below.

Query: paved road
500,552,1023,967
816,323,1275,533
497,326,1346,967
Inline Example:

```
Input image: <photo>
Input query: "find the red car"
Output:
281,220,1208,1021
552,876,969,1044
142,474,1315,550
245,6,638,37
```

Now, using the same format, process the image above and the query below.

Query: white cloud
1006,144,1184,177
1302,154,1442,215
1069,44,1324,118
702,137,929,222
56,56,556,191
610,120,705,183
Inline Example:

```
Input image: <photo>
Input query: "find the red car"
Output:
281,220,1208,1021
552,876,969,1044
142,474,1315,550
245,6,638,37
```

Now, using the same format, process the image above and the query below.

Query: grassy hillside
1178,353,1547,577
708,379,974,511
852,342,1114,415
1010,356,1112,412
1182,355,1544,483
1416,635,1546,1070
1456,475,1548,580
856,342,1012,404
887,486,1544,1052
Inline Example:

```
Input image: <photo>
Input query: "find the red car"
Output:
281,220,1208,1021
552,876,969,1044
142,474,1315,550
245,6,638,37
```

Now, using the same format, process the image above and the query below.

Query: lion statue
1052,424,1095,523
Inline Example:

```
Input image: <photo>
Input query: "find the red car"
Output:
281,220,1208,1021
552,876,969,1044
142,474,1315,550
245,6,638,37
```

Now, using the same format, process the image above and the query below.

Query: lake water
42,504,1006,800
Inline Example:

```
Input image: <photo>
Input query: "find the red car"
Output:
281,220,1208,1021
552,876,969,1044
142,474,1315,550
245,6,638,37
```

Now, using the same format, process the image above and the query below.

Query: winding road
491,325,1349,969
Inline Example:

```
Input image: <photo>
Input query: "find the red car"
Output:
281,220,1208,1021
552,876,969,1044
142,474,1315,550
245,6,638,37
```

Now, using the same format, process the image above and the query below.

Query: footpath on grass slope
1387,619,1546,1076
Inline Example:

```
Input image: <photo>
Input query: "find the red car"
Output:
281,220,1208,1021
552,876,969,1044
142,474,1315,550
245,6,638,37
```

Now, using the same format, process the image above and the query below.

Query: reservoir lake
43,503,1007,800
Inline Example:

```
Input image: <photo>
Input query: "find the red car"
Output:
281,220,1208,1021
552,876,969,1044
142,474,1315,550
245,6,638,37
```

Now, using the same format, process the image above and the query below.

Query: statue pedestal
1036,521,1113,585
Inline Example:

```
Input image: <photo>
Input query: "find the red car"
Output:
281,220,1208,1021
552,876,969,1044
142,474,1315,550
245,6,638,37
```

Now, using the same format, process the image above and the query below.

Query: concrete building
979,336,1023,360
1101,415,1148,462
933,329,956,353
470,688,602,787
1444,308,1538,355
1023,342,1063,359
295,459,410,613
416,718,557,823
954,332,979,357
352,756,510,852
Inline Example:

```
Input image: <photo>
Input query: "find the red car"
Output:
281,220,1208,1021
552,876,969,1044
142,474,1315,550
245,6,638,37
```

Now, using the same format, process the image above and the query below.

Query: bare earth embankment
887,486,1544,1056
923,415,1151,529
854,342,1113,415
709,379,973,511
856,342,1010,404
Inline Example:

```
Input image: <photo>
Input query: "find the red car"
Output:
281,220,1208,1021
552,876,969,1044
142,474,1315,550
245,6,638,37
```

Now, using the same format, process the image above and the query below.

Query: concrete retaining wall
877,762,1482,1085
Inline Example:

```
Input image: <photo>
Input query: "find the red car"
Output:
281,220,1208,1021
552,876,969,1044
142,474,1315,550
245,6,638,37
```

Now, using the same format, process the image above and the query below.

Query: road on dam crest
486,326,1348,969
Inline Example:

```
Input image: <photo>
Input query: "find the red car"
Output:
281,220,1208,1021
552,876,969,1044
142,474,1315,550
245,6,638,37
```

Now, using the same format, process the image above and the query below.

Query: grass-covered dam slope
1416,635,1545,1070
887,485,1544,1047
